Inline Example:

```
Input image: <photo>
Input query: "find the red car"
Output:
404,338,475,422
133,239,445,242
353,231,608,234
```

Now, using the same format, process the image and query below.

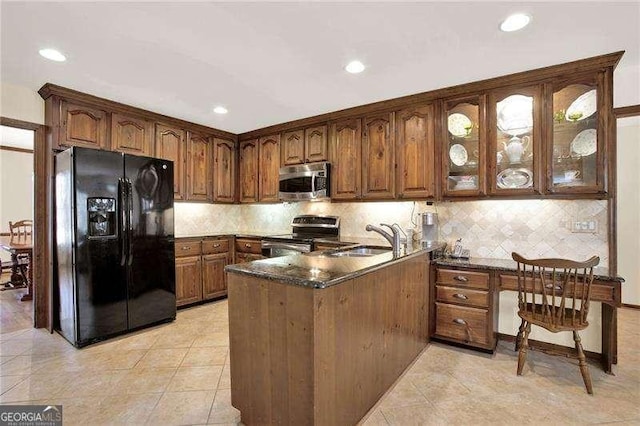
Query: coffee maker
421,212,438,248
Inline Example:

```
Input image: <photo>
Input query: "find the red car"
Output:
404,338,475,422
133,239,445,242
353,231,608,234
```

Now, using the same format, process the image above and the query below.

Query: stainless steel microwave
279,162,330,201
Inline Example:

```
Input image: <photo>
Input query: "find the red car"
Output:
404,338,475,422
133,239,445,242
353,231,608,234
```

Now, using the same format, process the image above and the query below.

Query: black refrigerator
55,147,176,347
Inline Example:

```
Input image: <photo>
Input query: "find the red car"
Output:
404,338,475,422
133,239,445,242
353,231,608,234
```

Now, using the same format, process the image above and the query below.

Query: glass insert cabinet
441,71,610,198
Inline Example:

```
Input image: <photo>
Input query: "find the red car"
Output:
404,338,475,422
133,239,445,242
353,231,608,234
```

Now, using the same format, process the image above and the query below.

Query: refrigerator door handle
126,178,134,266
118,178,128,266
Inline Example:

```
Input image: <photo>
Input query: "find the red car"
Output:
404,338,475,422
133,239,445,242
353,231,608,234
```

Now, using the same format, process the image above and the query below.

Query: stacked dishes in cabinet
551,88,598,187
447,105,480,192
495,95,534,189
433,268,497,351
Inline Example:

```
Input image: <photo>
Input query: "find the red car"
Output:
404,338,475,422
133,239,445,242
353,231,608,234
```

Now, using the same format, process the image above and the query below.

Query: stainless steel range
261,215,340,258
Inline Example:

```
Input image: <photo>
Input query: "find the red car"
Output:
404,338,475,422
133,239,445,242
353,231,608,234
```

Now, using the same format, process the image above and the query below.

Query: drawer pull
545,283,562,291
453,293,468,300
453,318,467,325
454,275,469,282
181,246,191,250
244,243,251,248
213,243,221,248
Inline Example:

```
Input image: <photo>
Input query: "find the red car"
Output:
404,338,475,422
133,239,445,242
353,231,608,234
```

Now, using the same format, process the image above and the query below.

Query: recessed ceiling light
213,106,228,114
500,13,531,32
345,60,365,74
39,48,66,62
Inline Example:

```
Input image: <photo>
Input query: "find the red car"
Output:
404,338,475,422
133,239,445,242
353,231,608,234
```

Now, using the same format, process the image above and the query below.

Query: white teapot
502,135,530,164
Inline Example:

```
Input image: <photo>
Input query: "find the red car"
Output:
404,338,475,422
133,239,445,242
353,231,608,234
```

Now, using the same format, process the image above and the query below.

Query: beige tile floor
0,271,33,334
1,296,639,425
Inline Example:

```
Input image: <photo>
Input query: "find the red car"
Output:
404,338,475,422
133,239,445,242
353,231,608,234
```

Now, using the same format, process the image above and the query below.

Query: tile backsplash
176,199,608,267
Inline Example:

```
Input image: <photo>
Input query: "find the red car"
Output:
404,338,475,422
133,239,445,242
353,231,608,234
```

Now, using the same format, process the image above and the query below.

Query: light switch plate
572,220,597,233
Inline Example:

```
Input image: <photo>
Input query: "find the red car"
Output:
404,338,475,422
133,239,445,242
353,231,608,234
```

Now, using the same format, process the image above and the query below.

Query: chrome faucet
366,223,404,256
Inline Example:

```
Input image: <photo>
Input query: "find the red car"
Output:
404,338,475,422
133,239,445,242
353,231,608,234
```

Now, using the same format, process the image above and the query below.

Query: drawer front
236,238,262,254
435,303,489,345
437,269,489,290
499,274,616,304
436,285,489,308
202,238,229,255
175,240,202,257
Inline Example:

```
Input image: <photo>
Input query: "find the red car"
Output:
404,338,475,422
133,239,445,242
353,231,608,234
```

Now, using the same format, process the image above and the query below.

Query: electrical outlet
572,220,597,233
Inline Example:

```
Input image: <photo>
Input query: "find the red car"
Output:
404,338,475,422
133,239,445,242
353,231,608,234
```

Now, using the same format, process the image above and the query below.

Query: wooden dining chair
512,252,600,395
9,220,32,240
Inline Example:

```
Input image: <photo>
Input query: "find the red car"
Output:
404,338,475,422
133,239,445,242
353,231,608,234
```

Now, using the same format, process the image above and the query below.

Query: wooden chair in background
1,220,32,290
512,252,600,395
9,220,32,240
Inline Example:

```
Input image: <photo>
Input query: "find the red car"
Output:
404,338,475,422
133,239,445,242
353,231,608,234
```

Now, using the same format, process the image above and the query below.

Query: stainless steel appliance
55,147,176,347
262,215,340,257
421,212,439,248
279,162,330,201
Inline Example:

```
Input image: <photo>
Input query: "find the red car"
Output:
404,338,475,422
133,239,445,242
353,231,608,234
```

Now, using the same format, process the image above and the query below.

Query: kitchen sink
327,246,392,257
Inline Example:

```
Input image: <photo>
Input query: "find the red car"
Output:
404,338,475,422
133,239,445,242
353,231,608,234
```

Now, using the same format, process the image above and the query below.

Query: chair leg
573,330,594,395
517,322,531,376
515,318,526,351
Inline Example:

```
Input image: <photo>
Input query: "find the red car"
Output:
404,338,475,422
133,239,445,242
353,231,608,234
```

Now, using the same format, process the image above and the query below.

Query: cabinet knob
454,275,469,282
545,283,562,291
245,243,251,248
181,246,190,250
213,243,220,248
453,293,468,300
453,318,467,325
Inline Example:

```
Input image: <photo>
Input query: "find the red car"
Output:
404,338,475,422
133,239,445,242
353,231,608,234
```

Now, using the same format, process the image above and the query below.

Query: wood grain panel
110,113,153,156
304,125,328,163
175,255,202,306
186,131,212,201
228,253,429,425
213,138,236,203
235,238,262,254
202,253,228,300
281,129,304,166
437,268,489,289
258,134,280,202
499,274,618,304
202,238,229,255
396,104,435,198
436,285,489,308
435,302,490,345
239,139,259,203
155,124,185,200
362,112,395,199
330,118,362,200
60,101,108,150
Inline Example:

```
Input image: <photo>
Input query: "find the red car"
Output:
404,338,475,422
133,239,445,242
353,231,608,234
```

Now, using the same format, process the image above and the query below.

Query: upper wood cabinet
330,118,362,200
110,113,153,156
155,124,186,200
258,134,281,202
213,138,237,203
239,139,259,203
488,85,543,196
186,131,212,202
441,96,487,198
545,72,608,195
281,125,328,166
59,101,108,150
362,113,395,199
304,125,328,163
396,105,436,199
281,129,305,166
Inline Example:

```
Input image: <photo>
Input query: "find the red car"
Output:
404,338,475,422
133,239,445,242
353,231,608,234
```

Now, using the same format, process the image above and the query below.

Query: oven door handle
261,241,311,253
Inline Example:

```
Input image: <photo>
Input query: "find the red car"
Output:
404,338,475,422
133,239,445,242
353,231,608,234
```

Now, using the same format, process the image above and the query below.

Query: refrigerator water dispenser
87,197,116,237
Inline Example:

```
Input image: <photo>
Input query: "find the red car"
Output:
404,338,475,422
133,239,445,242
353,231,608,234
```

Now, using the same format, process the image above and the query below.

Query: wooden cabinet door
239,140,259,203
362,112,395,199
396,105,435,199
213,138,236,203
186,131,212,202
305,125,328,163
155,124,186,200
202,253,229,300
175,255,202,306
111,113,153,156
281,129,304,166
258,134,281,202
330,118,362,199
59,101,108,150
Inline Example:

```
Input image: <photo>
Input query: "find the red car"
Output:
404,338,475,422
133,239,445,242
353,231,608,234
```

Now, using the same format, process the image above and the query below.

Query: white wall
0,149,33,262
0,82,45,124
617,119,640,305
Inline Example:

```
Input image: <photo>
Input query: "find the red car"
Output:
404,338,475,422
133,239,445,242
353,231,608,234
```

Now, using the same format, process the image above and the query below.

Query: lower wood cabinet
175,237,232,307
431,266,498,351
234,237,265,263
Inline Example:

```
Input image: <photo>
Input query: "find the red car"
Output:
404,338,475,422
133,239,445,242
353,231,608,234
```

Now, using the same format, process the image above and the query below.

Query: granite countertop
226,243,445,289
432,256,623,282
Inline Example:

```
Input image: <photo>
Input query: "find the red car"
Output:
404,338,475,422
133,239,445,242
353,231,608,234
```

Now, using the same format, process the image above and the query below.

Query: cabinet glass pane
551,83,598,188
496,94,534,190
446,102,479,192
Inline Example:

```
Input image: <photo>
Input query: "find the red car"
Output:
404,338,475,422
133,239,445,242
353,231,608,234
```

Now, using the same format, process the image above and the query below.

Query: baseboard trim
498,333,600,361
622,303,640,310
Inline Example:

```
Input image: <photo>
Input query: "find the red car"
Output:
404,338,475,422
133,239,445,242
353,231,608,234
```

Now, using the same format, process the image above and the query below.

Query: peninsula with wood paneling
225,246,439,425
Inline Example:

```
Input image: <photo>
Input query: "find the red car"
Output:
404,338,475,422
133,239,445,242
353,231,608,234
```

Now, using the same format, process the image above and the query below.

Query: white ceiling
1,2,639,134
